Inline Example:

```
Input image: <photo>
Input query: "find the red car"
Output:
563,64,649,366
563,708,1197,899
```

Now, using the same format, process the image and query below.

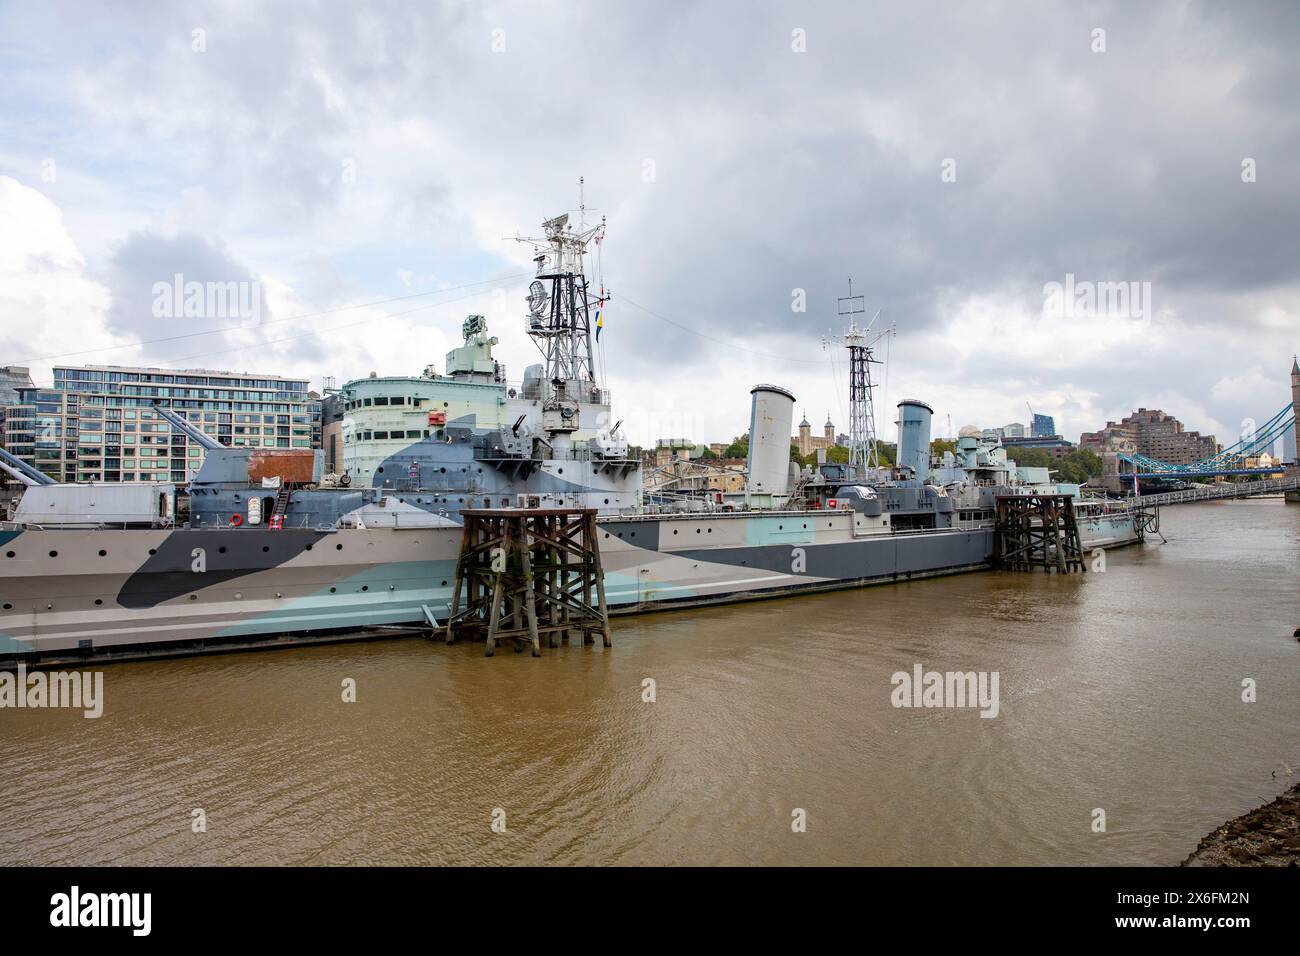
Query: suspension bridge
1115,403,1296,483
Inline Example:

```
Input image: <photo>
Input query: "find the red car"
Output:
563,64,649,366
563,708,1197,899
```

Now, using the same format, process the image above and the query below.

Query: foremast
520,209,607,459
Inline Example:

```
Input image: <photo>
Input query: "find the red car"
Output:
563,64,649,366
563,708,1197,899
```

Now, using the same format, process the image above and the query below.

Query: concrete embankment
1182,783,1300,866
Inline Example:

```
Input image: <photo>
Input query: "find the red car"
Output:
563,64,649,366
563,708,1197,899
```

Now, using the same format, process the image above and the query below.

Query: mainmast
838,279,883,475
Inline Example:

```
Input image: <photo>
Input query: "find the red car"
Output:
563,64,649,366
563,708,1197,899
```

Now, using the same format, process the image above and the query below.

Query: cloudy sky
1,0,1297,451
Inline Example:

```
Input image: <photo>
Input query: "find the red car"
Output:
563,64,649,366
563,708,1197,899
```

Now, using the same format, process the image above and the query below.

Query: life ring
230,513,243,527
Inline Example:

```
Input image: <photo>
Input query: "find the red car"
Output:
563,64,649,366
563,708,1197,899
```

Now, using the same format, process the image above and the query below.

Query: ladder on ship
272,486,291,517
269,486,291,529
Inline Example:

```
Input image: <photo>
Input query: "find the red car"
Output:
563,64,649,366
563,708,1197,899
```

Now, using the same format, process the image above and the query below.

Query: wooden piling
993,494,1086,573
443,508,612,656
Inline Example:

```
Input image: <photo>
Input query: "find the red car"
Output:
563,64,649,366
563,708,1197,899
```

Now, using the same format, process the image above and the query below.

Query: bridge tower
1287,357,1300,504
1290,356,1299,463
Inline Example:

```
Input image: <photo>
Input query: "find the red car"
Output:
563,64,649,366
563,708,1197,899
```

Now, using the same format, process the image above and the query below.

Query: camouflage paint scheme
0,509,1139,664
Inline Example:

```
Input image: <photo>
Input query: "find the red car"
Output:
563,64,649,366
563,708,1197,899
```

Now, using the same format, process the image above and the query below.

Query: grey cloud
4,0,1297,440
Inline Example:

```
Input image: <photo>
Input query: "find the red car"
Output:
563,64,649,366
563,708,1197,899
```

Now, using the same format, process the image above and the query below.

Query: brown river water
1,499,1296,865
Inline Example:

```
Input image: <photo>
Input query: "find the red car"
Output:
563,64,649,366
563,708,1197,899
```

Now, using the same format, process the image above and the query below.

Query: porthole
336,544,343,551
218,546,227,554
673,529,678,535
329,587,337,593
604,498,610,504
558,468,564,475
48,550,58,558
305,544,313,551
189,594,197,601
441,580,447,586
695,529,701,534
2,604,10,610
149,548,157,555
94,599,103,606
707,528,712,533
262,546,270,553
4,552,12,558
604,533,609,539
361,585,369,592
98,549,107,557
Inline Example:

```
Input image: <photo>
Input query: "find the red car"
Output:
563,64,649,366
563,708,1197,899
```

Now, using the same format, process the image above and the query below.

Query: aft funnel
746,384,796,497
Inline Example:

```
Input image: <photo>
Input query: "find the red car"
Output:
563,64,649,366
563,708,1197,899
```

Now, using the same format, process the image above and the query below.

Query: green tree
724,436,749,459
1011,448,1054,469
1056,448,1101,484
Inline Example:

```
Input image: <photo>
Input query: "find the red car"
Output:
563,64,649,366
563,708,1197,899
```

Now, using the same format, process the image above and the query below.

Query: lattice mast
838,279,882,475
518,197,606,411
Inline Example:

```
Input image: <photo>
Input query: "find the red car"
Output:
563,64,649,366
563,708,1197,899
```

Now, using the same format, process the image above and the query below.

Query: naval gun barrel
152,404,224,451
0,446,58,486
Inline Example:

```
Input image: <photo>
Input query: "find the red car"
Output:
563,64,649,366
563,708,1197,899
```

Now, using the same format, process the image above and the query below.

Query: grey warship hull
0,508,1140,665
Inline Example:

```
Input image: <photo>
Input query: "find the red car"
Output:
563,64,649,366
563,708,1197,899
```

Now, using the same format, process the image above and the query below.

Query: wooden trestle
993,494,1087,573
443,508,612,656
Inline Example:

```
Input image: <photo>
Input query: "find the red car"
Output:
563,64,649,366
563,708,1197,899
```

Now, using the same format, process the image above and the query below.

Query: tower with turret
1288,356,1299,465
1286,357,1300,503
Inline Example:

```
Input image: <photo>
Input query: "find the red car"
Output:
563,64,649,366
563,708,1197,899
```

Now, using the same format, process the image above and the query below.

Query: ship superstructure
0,204,1143,664
340,213,640,516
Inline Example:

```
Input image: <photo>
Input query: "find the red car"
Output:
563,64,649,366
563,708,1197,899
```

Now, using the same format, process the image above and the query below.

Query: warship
0,209,1141,664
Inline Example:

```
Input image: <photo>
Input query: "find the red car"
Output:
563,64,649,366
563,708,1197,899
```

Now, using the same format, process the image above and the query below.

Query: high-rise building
0,365,34,405
2,364,313,483
0,366,36,491
1080,408,1218,465
1031,413,1055,438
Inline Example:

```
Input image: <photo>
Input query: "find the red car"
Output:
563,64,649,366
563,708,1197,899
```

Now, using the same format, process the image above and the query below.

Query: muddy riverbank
1183,783,1300,866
